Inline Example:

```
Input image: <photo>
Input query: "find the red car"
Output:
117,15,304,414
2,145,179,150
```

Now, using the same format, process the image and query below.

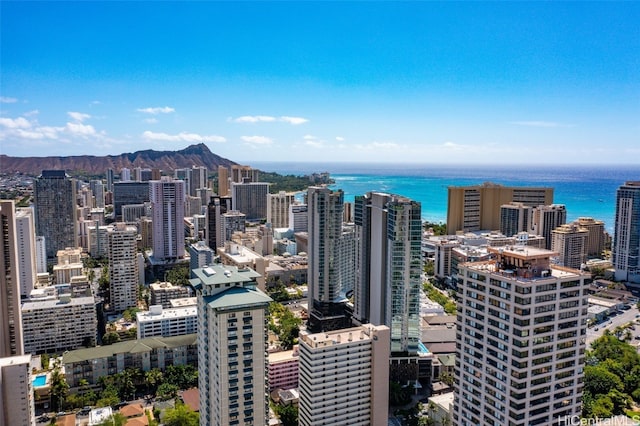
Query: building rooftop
300,325,382,349
137,305,197,323
63,334,197,364
22,296,95,311
190,263,261,290
170,297,197,308
203,286,272,311
268,348,299,364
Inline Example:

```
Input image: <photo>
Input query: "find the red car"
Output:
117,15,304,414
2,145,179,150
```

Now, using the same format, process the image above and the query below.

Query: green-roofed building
62,334,197,389
192,263,272,426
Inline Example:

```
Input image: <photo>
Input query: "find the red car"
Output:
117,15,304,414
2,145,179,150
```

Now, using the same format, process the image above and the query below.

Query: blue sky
1,1,639,164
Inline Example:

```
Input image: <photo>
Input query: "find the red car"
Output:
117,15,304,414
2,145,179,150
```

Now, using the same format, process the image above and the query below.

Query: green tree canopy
163,403,199,426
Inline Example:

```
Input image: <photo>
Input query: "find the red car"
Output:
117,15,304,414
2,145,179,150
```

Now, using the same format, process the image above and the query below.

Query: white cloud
241,135,273,145
137,106,175,114
68,111,91,122
442,141,463,150
355,141,400,150
141,131,226,143
511,121,573,128
0,97,18,103
280,116,308,125
0,117,31,129
335,136,345,141
144,118,159,124
66,122,97,137
232,115,277,123
24,110,39,117
305,140,324,148
90,100,101,105
230,115,309,125
303,134,317,140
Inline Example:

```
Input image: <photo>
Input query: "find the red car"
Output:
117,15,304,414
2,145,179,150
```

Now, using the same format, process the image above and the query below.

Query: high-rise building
150,178,186,261
613,181,640,283
223,211,246,242
454,246,589,426
533,204,567,250
217,165,230,197
112,181,150,218
447,183,553,234
89,180,105,208
189,241,216,275
231,165,259,183
207,196,231,250
34,236,47,275
289,203,308,233
15,208,37,298
231,182,270,221
190,165,208,197
108,223,139,312
192,264,272,426
575,217,605,258
0,354,35,426
0,201,24,357
120,168,131,182
307,187,350,332
552,223,588,269
33,170,78,260
298,325,390,426
267,191,296,229
353,192,422,354
106,168,115,192
499,202,533,237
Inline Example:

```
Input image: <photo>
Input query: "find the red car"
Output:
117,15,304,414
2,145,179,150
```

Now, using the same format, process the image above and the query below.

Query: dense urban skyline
1,2,639,165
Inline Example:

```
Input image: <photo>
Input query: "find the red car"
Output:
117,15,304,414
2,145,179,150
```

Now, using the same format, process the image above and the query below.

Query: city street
586,305,640,347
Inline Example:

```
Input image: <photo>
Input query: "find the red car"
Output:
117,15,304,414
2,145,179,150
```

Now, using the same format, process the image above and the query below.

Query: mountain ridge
0,143,237,175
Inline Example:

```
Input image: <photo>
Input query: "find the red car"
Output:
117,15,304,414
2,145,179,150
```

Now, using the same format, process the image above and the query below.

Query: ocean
251,162,640,234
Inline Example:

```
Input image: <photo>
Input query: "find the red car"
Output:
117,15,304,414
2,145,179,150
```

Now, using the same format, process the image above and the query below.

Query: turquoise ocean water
252,162,640,233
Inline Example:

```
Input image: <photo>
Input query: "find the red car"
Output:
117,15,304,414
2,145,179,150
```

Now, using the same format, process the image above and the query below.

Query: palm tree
145,369,163,395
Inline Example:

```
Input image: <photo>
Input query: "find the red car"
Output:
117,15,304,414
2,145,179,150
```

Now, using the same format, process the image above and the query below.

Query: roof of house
181,388,200,412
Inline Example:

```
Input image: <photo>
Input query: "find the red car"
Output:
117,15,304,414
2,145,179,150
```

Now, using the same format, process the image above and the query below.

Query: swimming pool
33,375,46,387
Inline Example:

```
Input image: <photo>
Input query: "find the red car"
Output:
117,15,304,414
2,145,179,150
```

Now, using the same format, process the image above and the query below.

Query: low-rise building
136,305,197,339
268,347,299,392
63,334,197,389
149,282,191,309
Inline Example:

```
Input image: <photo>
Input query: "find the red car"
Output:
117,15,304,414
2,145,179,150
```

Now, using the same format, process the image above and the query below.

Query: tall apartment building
231,165,259,183
189,242,216,274
0,201,24,357
217,165,230,196
289,203,308,232
267,191,296,228
108,223,139,312
33,170,78,260
231,182,270,221
0,354,35,426
207,196,232,249
307,187,349,332
353,192,422,354
112,181,150,218
575,217,605,258
447,183,553,234
533,204,567,250
149,282,191,308
500,202,533,237
121,203,152,224
22,295,97,354
454,246,589,426
191,264,272,426
106,168,115,192
150,178,186,261
89,180,105,208
223,211,246,242
174,168,192,194
35,236,47,274
185,195,203,217
298,324,390,426
120,167,131,182
190,165,208,197
552,223,588,269
15,208,37,298
613,181,640,283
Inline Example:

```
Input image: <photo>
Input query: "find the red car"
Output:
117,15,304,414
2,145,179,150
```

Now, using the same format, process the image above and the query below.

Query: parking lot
587,304,640,347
